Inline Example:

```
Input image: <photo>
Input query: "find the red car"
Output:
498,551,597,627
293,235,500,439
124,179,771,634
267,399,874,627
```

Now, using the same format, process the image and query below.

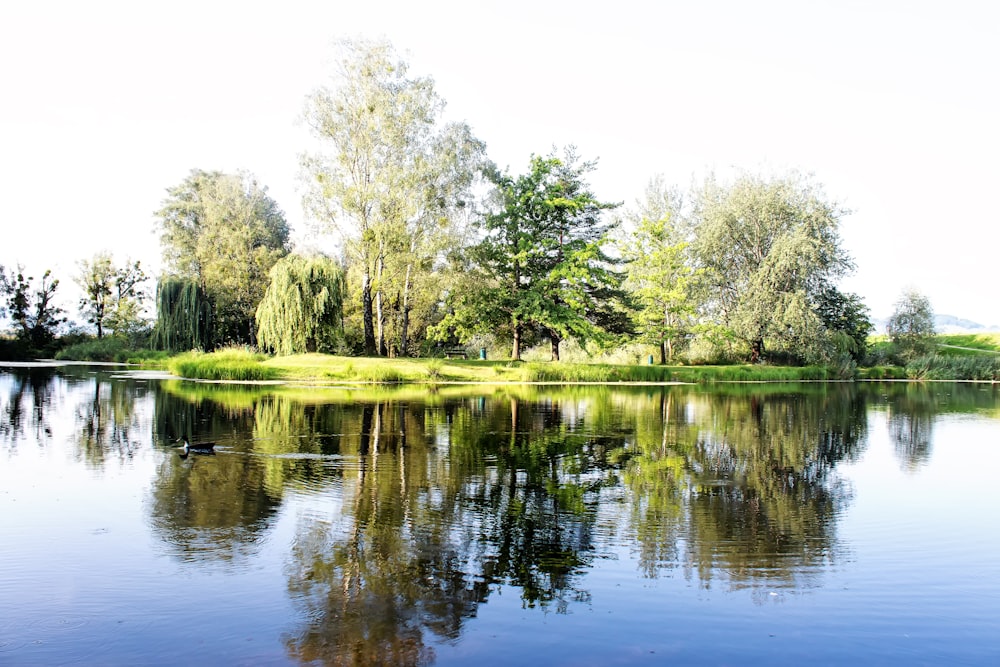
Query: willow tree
150,278,212,351
255,255,346,355
692,172,853,363
156,169,290,346
301,38,487,356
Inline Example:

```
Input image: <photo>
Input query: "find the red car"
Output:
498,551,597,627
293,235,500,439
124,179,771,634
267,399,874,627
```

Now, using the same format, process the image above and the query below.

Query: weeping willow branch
255,255,346,355
151,278,213,351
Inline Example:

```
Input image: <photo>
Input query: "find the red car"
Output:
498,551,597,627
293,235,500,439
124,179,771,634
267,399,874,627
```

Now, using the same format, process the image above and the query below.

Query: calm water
1,364,998,666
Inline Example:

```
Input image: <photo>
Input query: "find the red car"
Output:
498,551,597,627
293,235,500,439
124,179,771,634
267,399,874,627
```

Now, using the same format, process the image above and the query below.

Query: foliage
692,172,853,363
620,179,701,363
302,37,488,356
435,149,629,360
813,287,873,362
255,255,347,356
2,265,66,349
887,289,936,360
76,252,148,339
54,337,168,364
156,169,290,346
150,278,213,351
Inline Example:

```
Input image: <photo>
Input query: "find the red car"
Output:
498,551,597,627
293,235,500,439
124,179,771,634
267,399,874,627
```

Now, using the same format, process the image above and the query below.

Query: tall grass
905,354,1000,381
169,348,279,381
518,362,830,383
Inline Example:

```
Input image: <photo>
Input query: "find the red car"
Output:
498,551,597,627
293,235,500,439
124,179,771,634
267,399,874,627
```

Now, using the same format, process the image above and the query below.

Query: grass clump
426,358,445,382
169,348,279,381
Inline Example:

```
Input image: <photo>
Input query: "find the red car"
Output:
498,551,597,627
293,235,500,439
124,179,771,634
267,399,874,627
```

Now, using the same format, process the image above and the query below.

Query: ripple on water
0,637,27,653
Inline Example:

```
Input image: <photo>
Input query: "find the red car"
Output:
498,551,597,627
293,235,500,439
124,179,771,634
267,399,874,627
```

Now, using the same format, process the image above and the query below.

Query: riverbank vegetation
2,39,993,383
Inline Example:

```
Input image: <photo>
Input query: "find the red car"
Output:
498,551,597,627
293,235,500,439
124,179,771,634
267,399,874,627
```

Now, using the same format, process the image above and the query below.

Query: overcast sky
2,0,997,326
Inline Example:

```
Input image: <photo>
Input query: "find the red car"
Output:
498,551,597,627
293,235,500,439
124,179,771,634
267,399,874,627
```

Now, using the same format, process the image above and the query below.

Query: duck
177,438,216,457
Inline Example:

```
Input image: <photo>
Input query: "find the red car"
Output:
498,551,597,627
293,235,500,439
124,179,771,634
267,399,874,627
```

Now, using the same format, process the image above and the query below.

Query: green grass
262,354,834,384
148,345,1000,386
169,348,280,382
935,333,1000,355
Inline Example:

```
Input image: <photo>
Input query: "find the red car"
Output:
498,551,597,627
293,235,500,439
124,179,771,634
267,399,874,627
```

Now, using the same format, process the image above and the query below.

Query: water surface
1,365,998,665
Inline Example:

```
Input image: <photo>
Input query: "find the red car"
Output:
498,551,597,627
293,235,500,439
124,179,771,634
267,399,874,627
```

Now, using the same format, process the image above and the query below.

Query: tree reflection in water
74,371,152,466
619,385,868,590
130,379,1000,663
148,387,283,565
0,365,58,447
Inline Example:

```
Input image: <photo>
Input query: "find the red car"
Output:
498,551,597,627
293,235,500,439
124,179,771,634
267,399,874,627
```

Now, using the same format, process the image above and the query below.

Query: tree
150,278,213,351
301,37,487,356
106,259,149,340
4,266,66,348
156,169,290,346
76,252,148,339
692,172,854,363
436,149,628,360
814,286,873,364
620,179,701,364
255,255,347,355
887,288,935,359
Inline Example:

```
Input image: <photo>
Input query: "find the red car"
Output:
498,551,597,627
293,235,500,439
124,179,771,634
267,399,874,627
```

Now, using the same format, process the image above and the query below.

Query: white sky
1,0,997,326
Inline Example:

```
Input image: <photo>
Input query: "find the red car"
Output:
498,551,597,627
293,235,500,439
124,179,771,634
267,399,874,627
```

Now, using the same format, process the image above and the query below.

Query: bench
444,348,468,359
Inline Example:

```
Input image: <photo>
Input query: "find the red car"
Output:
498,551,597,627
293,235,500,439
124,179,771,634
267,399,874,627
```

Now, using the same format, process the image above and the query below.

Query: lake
1,364,998,665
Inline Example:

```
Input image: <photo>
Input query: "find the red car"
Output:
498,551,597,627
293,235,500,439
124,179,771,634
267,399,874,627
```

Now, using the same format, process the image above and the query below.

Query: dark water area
1,364,999,665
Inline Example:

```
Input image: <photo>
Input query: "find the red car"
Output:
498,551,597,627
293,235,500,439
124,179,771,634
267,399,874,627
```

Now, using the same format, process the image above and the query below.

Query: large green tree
301,38,487,356
437,150,628,360
692,173,854,363
255,255,347,355
156,169,290,346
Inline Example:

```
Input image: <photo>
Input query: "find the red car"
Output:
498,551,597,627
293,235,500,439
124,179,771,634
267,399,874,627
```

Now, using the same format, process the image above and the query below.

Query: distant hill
873,314,999,334
934,314,999,333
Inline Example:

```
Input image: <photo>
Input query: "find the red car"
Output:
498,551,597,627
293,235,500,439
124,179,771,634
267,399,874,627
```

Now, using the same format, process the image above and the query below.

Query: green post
480,347,487,360
648,355,654,365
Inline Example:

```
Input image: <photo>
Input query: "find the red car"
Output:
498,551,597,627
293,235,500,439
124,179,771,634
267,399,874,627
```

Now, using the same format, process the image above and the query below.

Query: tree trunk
512,321,521,361
750,338,764,364
361,269,376,356
550,333,561,361
659,340,667,365
399,264,412,357
375,255,386,357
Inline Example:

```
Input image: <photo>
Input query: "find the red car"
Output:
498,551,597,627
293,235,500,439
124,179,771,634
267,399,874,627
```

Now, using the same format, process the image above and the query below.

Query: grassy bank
52,333,1000,384
161,350,835,384
168,348,280,381
935,333,1000,355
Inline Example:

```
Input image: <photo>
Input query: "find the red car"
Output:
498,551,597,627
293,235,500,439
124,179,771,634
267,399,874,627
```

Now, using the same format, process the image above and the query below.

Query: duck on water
176,438,216,457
